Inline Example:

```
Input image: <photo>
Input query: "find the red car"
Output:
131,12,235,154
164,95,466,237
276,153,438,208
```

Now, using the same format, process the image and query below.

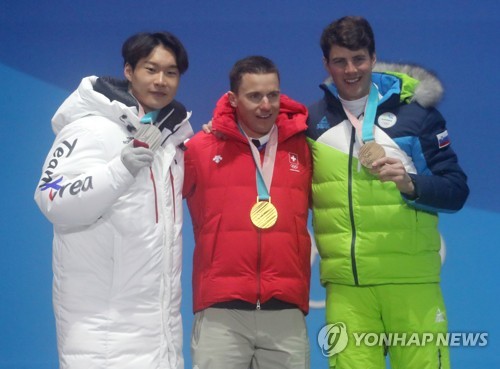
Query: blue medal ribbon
361,84,380,143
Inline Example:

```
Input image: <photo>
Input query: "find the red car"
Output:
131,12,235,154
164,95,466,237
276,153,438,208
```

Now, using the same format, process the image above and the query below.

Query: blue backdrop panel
1,1,498,368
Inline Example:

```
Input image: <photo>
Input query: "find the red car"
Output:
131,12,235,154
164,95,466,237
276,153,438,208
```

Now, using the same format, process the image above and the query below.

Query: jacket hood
51,76,140,135
212,92,308,142
373,62,444,108
51,76,193,146
322,62,444,109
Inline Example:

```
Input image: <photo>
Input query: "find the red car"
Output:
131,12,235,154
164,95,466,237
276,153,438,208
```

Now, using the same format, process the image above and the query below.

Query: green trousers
324,283,450,369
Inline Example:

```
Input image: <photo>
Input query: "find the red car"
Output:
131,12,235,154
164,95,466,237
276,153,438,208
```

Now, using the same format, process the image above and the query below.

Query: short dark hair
122,31,189,74
229,56,280,93
320,16,375,60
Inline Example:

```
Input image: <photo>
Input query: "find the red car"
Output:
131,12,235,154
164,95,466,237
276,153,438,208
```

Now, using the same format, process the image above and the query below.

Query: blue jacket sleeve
403,108,469,212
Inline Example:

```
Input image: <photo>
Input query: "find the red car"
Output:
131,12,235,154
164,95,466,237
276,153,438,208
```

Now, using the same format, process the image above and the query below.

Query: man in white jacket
34,31,193,369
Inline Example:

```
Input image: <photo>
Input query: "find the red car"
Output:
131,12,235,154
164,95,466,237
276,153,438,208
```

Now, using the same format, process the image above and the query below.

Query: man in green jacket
307,16,469,369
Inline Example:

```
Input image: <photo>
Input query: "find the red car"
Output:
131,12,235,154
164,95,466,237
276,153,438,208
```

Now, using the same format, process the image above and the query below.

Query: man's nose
345,61,357,73
155,72,167,86
260,96,271,110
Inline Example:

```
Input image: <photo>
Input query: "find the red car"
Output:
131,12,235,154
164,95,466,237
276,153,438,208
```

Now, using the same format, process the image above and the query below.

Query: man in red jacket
183,55,312,369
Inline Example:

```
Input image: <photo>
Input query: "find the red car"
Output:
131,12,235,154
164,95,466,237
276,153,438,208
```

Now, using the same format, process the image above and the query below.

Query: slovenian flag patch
437,130,450,148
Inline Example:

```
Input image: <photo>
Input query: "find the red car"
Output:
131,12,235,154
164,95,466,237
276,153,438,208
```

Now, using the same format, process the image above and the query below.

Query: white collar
249,128,273,146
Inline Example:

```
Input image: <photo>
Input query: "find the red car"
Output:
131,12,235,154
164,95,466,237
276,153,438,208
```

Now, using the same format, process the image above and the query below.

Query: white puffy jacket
34,76,193,369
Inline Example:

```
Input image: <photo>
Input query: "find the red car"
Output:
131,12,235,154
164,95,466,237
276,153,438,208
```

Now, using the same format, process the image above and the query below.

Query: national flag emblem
289,152,299,172
437,130,450,149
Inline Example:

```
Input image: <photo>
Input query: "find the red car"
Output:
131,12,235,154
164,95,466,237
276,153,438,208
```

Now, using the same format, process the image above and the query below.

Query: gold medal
358,141,385,168
250,198,278,229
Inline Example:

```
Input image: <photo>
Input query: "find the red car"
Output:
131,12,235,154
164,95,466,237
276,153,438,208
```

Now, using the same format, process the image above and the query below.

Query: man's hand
202,120,213,134
121,142,154,177
370,157,415,196
202,119,226,139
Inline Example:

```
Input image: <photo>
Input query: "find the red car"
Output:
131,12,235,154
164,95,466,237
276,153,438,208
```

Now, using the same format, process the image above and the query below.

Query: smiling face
124,45,180,113
228,72,280,138
324,45,376,101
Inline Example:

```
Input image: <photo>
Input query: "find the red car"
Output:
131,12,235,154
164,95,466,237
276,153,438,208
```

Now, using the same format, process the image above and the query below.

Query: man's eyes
143,67,179,78
353,57,367,64
267,91,280,100
247,92,280,103
331,57,367,66
331,59,346,66
248,93,263,102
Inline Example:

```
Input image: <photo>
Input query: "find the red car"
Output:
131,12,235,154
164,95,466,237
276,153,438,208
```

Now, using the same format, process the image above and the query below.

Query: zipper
150,168,159,223
348,126,359,285
256,230,262,310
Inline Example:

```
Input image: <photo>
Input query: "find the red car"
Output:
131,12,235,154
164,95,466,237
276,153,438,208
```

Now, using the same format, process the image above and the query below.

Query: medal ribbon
342,84,379,144
140,110,159,124
241,125,278,201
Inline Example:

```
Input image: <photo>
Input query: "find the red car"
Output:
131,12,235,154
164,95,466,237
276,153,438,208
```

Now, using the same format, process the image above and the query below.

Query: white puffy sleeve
34,117,134,228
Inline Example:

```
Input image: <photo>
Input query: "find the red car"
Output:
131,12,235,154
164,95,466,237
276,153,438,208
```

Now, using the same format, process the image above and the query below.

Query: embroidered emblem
289,152,299,172
437,130,450,149
435,308,446,323
212,155,223,164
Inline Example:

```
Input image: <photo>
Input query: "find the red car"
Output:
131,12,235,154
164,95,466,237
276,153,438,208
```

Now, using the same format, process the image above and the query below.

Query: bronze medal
358,141,385,169
250,199,278,229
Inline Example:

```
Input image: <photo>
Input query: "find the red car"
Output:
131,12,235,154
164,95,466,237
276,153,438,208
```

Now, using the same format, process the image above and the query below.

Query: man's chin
148,101,173,112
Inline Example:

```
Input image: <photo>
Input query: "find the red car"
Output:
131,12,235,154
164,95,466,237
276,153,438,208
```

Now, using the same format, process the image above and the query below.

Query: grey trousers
191,307,310,369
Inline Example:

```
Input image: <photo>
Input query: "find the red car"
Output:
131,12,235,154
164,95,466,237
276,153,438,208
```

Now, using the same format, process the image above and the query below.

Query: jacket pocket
294,215,310,256
197,213,222,268
191,310,205,347
207,213,223,264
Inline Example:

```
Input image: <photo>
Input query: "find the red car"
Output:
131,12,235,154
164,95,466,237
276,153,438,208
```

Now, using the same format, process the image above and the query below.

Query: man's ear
322,56,329,73
228,91,237,108
371,53,377,69
124,63,133,82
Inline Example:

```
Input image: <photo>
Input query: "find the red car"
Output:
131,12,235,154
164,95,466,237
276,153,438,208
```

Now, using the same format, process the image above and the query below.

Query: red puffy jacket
183,93,312,314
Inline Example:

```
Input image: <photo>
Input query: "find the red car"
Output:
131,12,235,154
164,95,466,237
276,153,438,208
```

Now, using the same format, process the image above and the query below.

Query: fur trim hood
373,62,444,108
322,62,444,109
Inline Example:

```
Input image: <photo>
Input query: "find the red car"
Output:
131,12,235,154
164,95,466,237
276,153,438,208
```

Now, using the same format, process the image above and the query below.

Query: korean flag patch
437,130,450,149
